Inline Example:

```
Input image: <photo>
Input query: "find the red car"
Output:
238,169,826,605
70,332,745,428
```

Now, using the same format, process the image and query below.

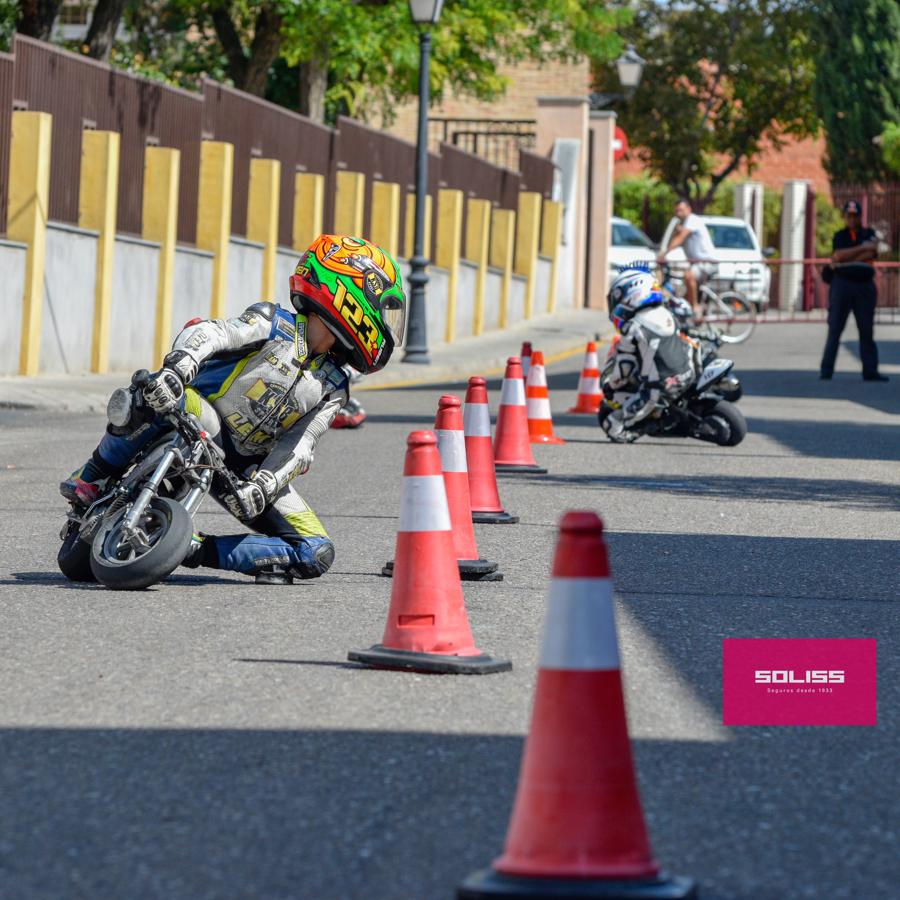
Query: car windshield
707,224,755,250
612,221,655,249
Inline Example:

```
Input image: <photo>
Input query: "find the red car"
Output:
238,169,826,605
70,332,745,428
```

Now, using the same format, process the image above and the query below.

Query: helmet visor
381,295,407,348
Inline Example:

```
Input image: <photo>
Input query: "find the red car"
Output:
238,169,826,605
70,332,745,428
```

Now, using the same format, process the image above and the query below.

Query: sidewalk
0,308,611,412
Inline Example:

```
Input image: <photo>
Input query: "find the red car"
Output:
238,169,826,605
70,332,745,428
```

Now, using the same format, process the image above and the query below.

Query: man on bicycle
659,198,717,318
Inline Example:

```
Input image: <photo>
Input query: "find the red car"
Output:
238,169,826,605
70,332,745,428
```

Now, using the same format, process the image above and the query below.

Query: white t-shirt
680,214,716,262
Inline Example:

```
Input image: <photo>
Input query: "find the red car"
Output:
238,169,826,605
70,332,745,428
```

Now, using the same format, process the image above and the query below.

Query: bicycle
659,262,756,344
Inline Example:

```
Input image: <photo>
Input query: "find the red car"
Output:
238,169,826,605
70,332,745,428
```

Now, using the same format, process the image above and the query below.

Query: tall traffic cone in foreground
464,377,518,525
383,398,502,581
350,431,511,675
520,342,533,383
569,341,604,414
458,511,697,898
494,357,548,475
526,351,565,445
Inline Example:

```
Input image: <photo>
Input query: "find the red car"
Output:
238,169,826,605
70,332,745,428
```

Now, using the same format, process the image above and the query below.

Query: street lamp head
408,0,444,26
616,44,645,92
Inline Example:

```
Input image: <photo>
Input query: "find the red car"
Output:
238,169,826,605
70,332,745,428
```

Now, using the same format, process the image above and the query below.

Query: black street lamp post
402,0,444,364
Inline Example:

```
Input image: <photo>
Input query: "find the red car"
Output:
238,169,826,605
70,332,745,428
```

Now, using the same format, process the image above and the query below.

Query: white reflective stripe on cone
527,396,552,419
580,376,601,393
540,577,620,671
463,402,492,437
586,352,599,369
522,360,531,378
437,429,468,473
500,377,526,407
398,475,452,532
527,368,547,389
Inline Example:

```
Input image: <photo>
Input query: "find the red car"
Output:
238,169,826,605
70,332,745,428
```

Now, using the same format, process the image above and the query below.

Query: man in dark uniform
820,199,888,381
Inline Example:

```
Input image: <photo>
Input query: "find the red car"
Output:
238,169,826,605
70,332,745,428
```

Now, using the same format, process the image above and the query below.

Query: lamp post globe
403,0,444,364
616,44,646,94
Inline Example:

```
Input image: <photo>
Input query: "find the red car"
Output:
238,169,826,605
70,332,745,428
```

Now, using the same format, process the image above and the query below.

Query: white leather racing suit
94,302,349,578
601,305,699,441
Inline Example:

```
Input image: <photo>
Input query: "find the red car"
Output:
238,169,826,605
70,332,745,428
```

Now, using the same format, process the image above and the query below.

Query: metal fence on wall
202,81,333,247
1,34,555,255
12,35,205,243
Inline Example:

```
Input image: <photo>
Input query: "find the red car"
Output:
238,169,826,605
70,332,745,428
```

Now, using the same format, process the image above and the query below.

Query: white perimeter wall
0,240,26,375
0,229,552,374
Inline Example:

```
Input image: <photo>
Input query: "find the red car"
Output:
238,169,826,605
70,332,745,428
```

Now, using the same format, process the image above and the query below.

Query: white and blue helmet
608,269,664,331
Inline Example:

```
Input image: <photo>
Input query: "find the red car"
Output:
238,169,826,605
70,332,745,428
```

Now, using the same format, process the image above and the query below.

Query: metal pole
403,28,431,364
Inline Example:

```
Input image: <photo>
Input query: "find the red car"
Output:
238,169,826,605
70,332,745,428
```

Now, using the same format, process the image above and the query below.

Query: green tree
115,0,627,123
880,122,900,176
599,1,818,211
813,0,900,184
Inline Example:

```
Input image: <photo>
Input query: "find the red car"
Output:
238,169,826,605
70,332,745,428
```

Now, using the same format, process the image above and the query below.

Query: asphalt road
1,323,898,900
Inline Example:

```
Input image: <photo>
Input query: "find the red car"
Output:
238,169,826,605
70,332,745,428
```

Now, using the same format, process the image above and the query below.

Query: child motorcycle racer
601,269,700,443
60,234,405,584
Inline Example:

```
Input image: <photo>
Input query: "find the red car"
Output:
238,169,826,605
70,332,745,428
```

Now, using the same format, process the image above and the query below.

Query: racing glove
224,470,278,521
143,368,185,413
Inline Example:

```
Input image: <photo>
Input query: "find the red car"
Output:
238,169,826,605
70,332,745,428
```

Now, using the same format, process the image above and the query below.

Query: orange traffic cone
458,511,697,898
383,397,502,581
350,431,511,675
569,341,604,414
494,357,548,475
520,342,533,383
464,377,518,525
526,351,565,445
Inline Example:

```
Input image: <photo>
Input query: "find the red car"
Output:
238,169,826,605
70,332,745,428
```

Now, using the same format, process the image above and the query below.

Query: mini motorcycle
598,358,747,446
58,369,251,590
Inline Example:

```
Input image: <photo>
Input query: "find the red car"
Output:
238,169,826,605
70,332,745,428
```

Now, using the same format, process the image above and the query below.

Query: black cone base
382,559,503,581
495,463,548,475
472,510,520,525
457,869,697,899
348,645,512,675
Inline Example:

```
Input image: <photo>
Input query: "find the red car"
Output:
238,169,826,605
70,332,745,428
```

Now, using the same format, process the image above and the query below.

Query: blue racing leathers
94,302,348,578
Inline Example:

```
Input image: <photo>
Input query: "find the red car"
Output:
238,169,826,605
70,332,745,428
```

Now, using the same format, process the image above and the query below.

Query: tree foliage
600,1,818,211
813,0,900,183
881,122,900,177
77,0,627,123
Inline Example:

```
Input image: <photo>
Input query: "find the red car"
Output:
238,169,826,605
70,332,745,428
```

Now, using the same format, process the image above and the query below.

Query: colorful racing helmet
608,268,665,332
289,235,406,374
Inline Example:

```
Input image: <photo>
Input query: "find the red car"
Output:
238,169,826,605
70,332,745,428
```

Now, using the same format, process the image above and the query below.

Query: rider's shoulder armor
243,301,278,321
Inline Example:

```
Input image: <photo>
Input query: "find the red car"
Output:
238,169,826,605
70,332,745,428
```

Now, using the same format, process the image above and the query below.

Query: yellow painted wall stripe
196,141,234,319
79,129,120,374
142,146,181,366
8,111,52,376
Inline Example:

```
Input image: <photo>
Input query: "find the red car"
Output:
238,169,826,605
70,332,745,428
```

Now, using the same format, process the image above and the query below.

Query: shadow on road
0,724,893,899
845,338,900,367
741,368,898,415
746,417,900,460
605,530,898,604
529,473,900,511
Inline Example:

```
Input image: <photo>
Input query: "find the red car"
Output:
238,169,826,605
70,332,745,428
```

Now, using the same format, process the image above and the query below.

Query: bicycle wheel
704,290,756,343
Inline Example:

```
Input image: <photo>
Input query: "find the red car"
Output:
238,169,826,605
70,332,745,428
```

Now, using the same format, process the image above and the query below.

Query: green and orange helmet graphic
289,235,406,374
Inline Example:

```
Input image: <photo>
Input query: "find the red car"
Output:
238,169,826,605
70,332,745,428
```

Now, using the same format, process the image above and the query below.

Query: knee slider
287,537,335,579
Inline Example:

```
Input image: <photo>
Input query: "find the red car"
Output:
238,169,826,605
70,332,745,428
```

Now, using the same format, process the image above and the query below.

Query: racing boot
181,533,213,569
59,458,110,507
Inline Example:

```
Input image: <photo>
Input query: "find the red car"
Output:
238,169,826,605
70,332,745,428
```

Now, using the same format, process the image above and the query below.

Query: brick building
385,56,831,196
615,133,831,195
